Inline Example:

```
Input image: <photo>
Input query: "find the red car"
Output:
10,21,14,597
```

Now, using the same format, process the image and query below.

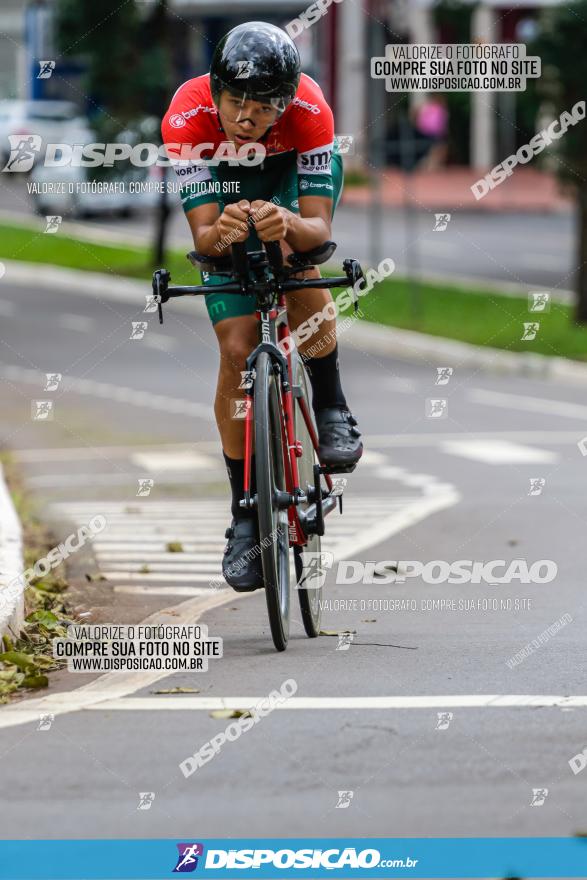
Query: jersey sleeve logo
292,96,321,115
169,113,187,128
168,105,217,129
298,143,333,174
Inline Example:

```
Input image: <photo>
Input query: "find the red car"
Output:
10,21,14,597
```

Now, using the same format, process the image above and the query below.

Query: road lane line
59,314,94,332
0,363,213,420
0,592,235,730
469,388,587,420
364,432,587,447
76,695,587,711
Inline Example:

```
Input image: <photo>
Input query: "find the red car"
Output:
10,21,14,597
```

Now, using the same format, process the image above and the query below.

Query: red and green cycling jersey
161,72,340,212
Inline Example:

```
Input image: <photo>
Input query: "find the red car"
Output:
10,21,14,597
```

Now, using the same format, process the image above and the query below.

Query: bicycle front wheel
255,351,290,651
292,350,323,637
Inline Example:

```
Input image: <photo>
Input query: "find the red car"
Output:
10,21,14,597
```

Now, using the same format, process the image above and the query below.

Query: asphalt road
1,272,587,842
0,176,576,293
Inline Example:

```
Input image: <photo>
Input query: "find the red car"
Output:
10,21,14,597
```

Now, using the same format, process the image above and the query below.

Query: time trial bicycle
152,239,365,651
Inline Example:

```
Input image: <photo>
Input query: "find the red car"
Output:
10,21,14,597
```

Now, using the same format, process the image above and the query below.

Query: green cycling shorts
203,151,344,326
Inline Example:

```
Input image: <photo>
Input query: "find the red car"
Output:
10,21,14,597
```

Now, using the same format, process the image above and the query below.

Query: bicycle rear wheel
255,351,290,651
292,351,323,637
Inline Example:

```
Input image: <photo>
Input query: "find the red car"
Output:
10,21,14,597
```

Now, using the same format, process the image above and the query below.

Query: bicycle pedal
318,463,357,475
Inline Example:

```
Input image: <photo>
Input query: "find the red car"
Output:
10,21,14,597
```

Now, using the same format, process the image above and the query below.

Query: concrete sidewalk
342,167,572,213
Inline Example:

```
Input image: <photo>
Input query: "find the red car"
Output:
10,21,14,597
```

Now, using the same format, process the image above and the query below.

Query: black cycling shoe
222,517,264,593
315,406,363,472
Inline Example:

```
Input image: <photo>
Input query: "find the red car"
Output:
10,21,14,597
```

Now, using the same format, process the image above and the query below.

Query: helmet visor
213,71,297,110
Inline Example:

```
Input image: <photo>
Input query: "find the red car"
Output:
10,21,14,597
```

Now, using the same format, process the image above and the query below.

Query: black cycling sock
223,452,256,520
303,344,347,413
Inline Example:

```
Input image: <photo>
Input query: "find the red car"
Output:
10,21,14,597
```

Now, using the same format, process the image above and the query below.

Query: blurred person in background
413,94,449,170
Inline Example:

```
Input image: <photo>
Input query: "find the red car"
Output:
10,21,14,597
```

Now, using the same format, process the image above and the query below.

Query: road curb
0,259,208,315
0,462,25,643
3,259,587,385
344,316,587,385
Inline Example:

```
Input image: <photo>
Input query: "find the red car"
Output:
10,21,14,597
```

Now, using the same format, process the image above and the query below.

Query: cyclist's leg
212,313,258,459
284,151,344,361
212,313,264,592
283,154,362,467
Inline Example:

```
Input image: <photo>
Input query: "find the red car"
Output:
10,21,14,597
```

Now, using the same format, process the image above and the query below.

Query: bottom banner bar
0,838,586,879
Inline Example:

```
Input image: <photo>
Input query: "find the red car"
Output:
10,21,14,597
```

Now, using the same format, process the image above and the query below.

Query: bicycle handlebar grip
152,269,171,303
231,241,249,276
265,240,283,273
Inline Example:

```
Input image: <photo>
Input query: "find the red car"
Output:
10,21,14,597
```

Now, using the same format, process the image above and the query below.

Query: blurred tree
56,0,176,264
534,2,587,322
433,0,472,164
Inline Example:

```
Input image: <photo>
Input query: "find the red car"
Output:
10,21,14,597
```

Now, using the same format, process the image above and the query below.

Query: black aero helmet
210,22,301,114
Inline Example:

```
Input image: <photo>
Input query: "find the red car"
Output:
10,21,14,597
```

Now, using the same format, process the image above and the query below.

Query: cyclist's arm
186,200,251,257
284,195,331,251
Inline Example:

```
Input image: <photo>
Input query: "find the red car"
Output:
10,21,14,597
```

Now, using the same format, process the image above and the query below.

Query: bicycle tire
292,351,323,637
255,351,290,651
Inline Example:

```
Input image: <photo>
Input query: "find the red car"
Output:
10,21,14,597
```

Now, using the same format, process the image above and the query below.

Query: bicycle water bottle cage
186,251,234,274
287,241,337,269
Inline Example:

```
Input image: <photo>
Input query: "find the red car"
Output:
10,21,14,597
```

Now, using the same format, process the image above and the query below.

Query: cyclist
161,21,363,592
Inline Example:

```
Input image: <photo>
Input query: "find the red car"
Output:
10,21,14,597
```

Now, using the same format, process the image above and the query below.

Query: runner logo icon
173,843,204,872
2,134,42,172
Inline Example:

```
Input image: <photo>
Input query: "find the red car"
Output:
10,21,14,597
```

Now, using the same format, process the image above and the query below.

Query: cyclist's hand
216,200,251,243
250,200,289,241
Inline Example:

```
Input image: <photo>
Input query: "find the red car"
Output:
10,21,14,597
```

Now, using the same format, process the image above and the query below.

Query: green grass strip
1,221,586,360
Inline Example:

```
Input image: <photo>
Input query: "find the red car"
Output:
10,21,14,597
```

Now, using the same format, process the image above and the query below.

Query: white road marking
95,552,220,562
469,388,587,421
442,439,558,464
383,377,418,393
358,449,388,466
53,484,460,597
113,585,214,596
131,450,217,472
0,592,233,730
26,474,154,489
94,543,226,552
59,313,94,332
0,466,461,729
0,363,213,420
12,441,222,462
365,431,587,448
104,570,219,581
16,432,581,466
86,695,587,712
398,473,436,487
142,334,178,352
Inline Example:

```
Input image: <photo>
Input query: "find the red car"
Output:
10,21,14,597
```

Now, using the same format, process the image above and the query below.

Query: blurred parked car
29,162,161,218
0,100,93,165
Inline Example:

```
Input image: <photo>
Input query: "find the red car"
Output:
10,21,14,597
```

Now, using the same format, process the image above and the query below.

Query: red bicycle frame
242,291,332,548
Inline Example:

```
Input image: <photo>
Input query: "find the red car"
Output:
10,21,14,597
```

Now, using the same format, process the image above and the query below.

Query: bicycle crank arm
298,494,338,538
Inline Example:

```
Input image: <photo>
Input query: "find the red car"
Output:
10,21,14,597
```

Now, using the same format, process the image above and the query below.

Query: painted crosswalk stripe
131,450,218,472
51,477,459,597
113,586,213,597
441,439,558,464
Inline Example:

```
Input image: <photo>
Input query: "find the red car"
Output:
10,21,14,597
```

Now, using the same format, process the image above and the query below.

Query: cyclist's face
217,92,278,146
